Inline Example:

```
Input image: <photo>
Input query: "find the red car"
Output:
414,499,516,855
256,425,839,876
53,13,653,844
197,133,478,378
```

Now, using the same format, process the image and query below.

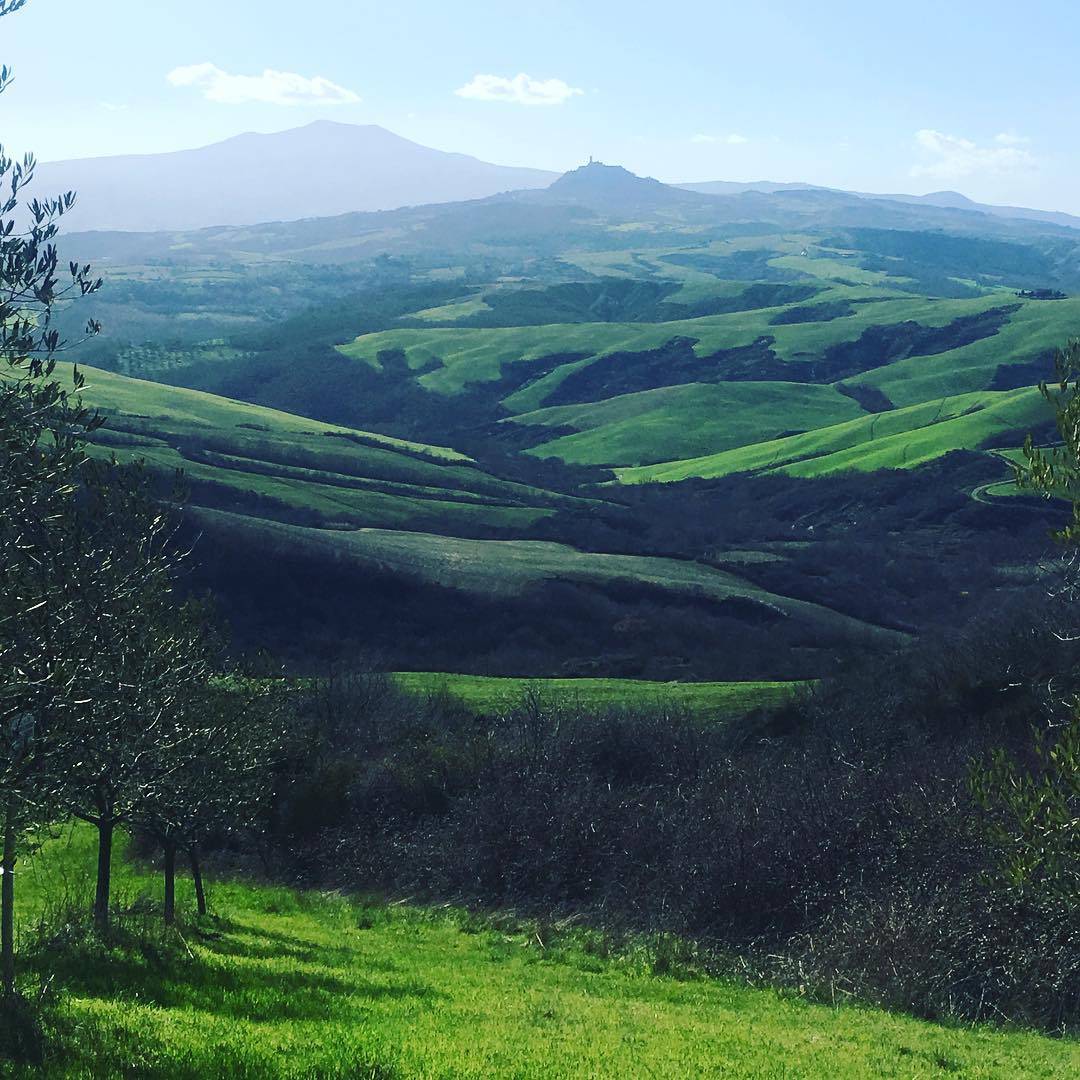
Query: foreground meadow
3,827,1076,1079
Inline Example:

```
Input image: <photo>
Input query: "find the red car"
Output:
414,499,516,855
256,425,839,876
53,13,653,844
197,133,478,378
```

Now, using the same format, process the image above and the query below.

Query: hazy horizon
4,0,1080,215
20,117,1046,211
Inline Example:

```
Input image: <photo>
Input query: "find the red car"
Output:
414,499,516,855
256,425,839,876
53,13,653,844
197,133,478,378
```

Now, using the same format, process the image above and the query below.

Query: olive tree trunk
93,818,114,935
163,840,176,926
189,846,206,917
1,796,17,997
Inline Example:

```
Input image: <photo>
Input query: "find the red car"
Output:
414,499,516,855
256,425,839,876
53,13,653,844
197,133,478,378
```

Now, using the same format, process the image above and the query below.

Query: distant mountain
866,189,1080,232
33,121,559,232
680,178,1080,233
546,161,701,211
41,118,1080,237
678,179,832,197
61,159,1080,273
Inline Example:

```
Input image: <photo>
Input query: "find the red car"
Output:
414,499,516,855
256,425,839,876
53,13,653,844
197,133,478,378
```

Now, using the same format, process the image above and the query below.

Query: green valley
4,16,1080,1069
54,164,1076,680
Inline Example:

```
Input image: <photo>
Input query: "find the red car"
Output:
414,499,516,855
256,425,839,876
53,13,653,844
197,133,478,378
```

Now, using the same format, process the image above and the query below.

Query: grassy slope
511,382,866,467
616,387,1048,484
334,278,1064,479
337,291,1013,403
69,363,470,462
67,364,576,531
188,510,905,643
10,828,1078,1079
856,298,1080,405
391,672,803,715
331,241,1072,481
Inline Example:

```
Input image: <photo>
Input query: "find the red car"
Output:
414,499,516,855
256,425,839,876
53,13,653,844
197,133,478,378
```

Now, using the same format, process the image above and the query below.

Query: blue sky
4,0,1079,211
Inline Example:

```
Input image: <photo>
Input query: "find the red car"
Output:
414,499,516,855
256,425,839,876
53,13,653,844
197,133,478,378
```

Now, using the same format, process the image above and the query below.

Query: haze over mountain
34,120,558,232
35,120,1080,237
680,180,1080,233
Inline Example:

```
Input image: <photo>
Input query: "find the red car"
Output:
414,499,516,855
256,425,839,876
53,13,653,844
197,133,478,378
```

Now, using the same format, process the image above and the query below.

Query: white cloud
167,63,360,106
454,73,583,106
691,133,748,145
994,131,1031,147
910,128,1035,181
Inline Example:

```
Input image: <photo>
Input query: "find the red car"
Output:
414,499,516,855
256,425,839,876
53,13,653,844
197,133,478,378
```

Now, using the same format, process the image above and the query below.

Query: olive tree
970,339,1080,906
0,0,102,995
134,673,286,924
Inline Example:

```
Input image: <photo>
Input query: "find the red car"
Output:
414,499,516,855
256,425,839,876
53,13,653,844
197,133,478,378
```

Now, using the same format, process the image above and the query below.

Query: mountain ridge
679,178,1080,232
33,121,559,231
36,120,1080,235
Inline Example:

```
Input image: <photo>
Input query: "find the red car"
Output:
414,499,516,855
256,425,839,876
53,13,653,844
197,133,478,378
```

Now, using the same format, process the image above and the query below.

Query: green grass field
67,364,470,462
855,298,1080,406
391,672,803,715
8,826,1078,1078
616,387,1048,483
333,262,1068,479
336,289,1016,406
64,364,593,533
512,381,867,467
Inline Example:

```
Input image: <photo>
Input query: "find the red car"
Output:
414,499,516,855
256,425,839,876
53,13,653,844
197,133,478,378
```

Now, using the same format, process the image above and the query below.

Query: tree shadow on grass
28,918,440,1024
199,916,399,973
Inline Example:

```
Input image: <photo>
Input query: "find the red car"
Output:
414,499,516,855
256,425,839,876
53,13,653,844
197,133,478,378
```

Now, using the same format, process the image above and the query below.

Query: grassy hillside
391,672,803,715
70,363,470,461
330,249,1069,477
53,186,1080,681
616,387,1048,483
336,287,1018,403
511,382,867,467
10,827,1078,1078
191,512,903,642
854,297,1080,405
69,364,586,534
54,363,919,680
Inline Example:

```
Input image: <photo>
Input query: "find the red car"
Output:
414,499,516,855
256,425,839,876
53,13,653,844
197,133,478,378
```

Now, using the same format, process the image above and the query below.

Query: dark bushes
264,589,1080,1031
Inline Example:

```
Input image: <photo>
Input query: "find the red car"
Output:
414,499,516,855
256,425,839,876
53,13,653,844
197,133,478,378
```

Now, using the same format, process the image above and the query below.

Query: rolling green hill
52,165,1080,681
71,363,470,461
69,364,590,534
616,387,1049,483
187,509,902,644
509,382,867,467
47,361,918,682
328,240,1069,479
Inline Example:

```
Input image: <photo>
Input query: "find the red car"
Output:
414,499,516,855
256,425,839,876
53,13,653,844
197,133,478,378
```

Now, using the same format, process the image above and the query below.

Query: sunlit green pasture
336,290,1016,406
7,827,1077,1078
67,363,469,461
616,387,1048,483
65,364,587,532
855,298,1080,405
512,381,866,466
390,672,803,715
